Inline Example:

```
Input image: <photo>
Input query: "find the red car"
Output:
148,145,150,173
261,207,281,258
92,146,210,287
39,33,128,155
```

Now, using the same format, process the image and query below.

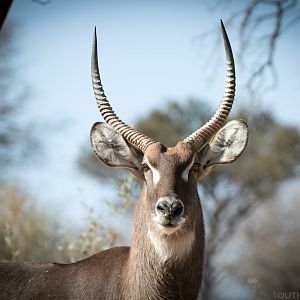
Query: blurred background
1,0,300,299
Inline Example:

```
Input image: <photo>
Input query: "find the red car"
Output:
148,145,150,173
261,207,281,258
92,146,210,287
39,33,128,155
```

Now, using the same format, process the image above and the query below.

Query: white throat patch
147,228,195,262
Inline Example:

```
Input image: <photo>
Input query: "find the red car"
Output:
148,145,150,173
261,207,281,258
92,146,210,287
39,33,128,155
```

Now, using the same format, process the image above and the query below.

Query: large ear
197,120,248,179
90,122,144,179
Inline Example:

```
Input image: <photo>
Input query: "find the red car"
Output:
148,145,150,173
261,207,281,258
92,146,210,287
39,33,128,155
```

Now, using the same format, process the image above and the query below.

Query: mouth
153,215,186,234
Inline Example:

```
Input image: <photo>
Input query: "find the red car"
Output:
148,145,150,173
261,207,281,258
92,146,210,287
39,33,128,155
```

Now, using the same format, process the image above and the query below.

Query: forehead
144,142,194,169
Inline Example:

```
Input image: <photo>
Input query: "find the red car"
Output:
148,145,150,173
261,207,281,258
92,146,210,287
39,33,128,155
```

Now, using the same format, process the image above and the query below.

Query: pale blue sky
5,0,300,231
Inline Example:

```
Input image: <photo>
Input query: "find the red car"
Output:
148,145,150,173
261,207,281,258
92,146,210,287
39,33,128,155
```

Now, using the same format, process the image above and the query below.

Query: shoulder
77,246,130,266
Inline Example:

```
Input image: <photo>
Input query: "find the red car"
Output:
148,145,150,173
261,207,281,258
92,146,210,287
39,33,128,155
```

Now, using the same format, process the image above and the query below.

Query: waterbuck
0,21,248,300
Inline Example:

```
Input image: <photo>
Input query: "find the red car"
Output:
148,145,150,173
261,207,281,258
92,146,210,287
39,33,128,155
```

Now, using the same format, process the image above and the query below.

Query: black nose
156,199,184,219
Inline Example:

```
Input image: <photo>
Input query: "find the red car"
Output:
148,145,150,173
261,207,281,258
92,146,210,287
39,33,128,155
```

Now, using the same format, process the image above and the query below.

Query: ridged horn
183,20,236,150
91,27,157,153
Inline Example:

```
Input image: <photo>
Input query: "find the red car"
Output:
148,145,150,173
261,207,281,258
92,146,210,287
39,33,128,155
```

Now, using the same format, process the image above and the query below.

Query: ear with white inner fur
197,120,248,179
90,122,144,179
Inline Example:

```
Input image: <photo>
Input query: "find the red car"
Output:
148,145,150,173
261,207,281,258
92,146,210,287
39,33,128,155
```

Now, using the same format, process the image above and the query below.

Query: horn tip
93,26,97,42
92,26,99,71
219,19,233,62
220,19,226,36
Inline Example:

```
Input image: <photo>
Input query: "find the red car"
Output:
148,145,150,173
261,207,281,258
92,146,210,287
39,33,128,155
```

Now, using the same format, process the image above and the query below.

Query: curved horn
183,20,236,150
91,28,157,153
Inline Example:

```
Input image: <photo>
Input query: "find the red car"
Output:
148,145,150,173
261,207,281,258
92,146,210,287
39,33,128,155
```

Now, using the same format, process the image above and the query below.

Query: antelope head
90,21,248,261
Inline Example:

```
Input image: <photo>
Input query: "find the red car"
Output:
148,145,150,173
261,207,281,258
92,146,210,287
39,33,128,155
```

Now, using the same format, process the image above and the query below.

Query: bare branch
201,0,300,96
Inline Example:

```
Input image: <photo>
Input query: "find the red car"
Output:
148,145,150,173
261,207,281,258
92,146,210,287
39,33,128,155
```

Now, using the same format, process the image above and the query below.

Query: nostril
156,201,169,215
172,200,184,218
157,204,165,212
173,205,183,217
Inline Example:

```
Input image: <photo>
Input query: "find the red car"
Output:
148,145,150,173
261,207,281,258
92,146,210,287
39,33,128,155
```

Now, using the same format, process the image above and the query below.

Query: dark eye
191,163,201,172
142,162,150,172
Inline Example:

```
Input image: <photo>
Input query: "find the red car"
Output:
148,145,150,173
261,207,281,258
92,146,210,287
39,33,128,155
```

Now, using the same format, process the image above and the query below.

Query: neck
122,186,205,300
